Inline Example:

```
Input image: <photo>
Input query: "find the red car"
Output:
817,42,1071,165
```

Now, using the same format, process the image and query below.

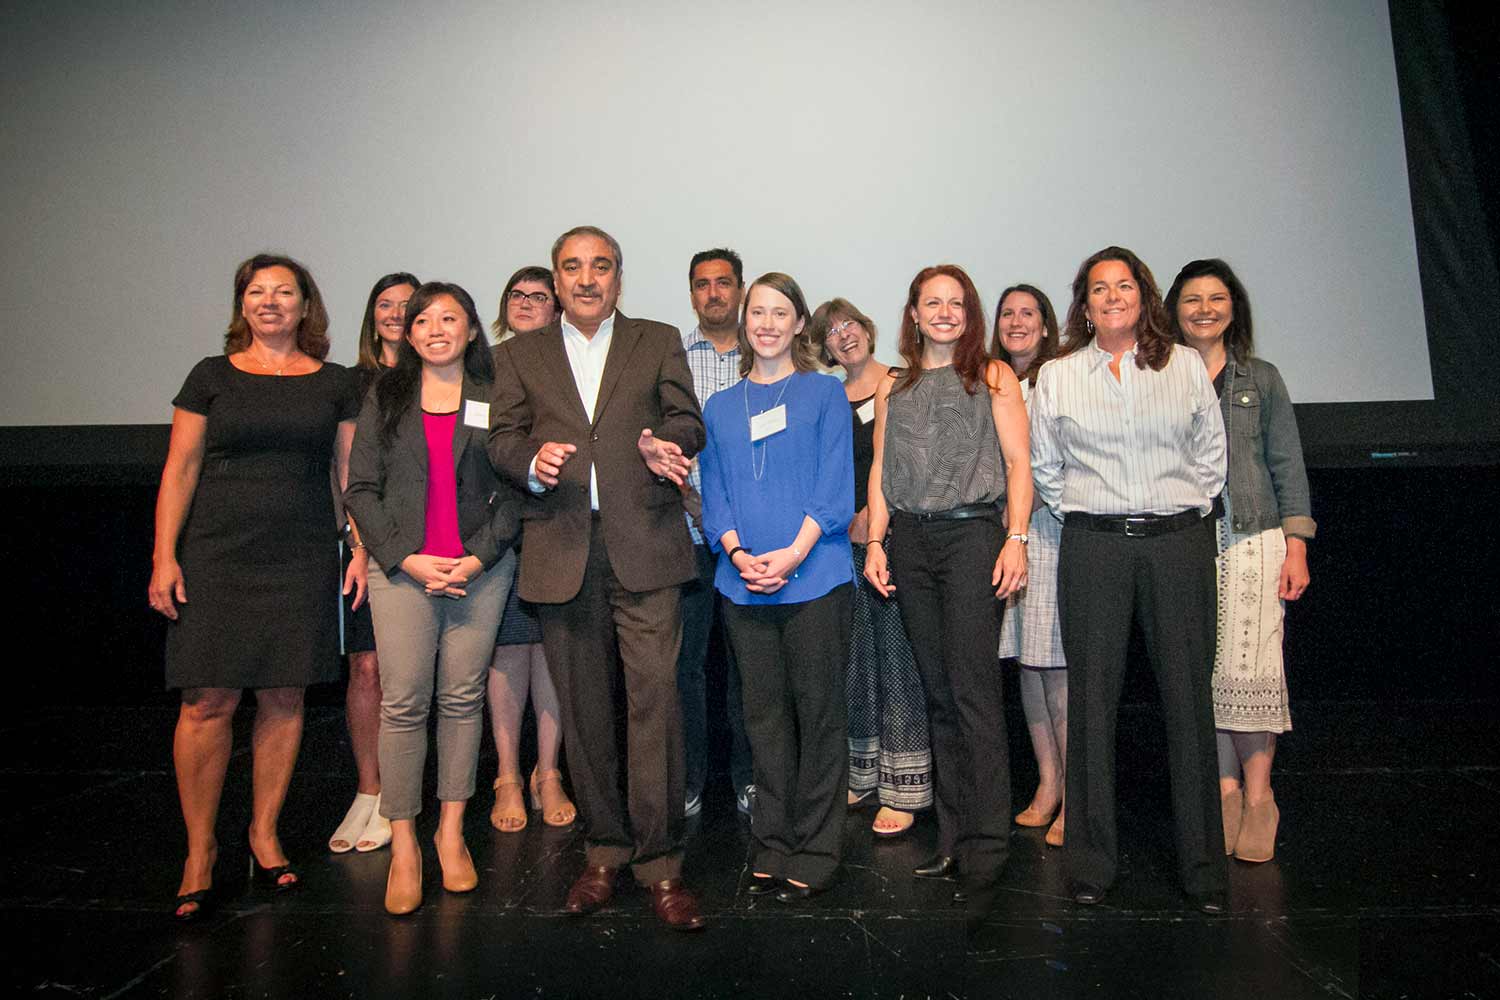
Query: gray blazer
345,376,520,577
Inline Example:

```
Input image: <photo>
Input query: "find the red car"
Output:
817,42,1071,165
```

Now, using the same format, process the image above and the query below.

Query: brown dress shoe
648,878,706,932
565,865,618,915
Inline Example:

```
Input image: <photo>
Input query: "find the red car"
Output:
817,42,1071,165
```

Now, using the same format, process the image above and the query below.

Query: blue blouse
701,371,854,606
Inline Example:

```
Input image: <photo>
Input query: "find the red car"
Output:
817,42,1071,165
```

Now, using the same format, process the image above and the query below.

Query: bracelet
350,540,367,550
792,545,803,559
727,546,747,561
866,539,884,548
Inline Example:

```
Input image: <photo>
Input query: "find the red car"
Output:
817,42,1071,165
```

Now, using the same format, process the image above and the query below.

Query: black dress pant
889,512,1011,890
536,518,686,885
722,584,852,888
1057,517,1227,897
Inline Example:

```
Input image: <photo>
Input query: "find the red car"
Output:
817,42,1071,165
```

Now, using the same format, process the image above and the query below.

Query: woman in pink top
345,282,520,915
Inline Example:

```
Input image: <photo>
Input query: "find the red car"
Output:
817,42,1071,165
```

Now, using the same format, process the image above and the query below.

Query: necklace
743,373,792,482
248,348,300,376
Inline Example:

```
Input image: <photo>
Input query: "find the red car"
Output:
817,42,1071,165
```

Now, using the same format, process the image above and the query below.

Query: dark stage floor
3,698,1496,999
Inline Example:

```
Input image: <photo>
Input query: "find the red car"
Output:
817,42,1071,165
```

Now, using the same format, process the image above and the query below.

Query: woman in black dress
329,271,417,856
809,297,932,839
149,254,363,919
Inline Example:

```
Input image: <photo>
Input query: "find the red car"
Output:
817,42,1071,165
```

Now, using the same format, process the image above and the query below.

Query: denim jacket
1221,357,1316,539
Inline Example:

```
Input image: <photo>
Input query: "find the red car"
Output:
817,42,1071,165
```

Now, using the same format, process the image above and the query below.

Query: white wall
0,0,1431,424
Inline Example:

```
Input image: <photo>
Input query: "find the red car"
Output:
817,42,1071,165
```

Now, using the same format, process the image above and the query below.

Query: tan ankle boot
1234,794,1279,863
1221,789,1243,856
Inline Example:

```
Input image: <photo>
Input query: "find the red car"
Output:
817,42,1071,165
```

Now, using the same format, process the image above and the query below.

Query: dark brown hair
991,283,1060,386
356,272,420,371
1164,258,1255,365
490,265,556,341
893,264,990,395
1057,246,1172,372
736,272,820,378
224,253,330,359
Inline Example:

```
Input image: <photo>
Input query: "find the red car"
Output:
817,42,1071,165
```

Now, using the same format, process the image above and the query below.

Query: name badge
856,399,875,424
463,399,490,429
750,404,787,442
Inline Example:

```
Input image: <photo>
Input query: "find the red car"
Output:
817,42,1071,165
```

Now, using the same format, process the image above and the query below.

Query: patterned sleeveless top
881,365,1005,514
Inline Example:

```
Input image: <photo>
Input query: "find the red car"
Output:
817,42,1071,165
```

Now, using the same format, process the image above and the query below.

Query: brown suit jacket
488,313,705,603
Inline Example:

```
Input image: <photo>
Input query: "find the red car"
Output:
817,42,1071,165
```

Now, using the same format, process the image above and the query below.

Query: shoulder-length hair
356,271,420,372
490,265,556,342
225,253,330,359
736,272,821,378
1164,258,1255,365
809,297,878,368
1057,246,1172,372
893,264,990,395
375,282,494,446
991,283,1060,386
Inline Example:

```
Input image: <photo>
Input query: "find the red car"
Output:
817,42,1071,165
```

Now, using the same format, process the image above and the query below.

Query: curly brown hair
224,253,330,360
1057,246,1171,372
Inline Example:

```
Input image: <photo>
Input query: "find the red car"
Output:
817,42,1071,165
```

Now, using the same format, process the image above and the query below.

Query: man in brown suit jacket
488,226,707,931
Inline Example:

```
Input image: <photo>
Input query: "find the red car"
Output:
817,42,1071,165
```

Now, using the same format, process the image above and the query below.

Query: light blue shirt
681,325,743,544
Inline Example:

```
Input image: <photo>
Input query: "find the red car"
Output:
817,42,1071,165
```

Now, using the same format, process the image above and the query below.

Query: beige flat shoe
1044,814,1065,848
1015,796,1060,828
872,806,914,837
530,767,578,828
490,774,527,833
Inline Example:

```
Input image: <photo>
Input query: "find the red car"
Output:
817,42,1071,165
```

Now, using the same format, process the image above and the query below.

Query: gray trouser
369,552,515,820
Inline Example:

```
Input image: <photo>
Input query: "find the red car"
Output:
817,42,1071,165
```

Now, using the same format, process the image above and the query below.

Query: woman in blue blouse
700,272,855,903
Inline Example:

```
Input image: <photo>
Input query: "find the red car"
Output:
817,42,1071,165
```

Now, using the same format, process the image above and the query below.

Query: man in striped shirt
678,247,754,819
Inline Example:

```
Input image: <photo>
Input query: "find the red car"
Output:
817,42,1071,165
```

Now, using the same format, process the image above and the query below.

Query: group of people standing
150,225,1313,934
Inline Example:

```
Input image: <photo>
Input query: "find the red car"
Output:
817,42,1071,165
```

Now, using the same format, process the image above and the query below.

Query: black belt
1064,509,1203,538
894,501,1001,523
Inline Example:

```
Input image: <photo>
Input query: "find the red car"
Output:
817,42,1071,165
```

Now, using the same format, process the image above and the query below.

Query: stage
4,694,1495,999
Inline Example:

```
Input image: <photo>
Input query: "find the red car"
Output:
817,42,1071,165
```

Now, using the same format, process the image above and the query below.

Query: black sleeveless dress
165,355,359,689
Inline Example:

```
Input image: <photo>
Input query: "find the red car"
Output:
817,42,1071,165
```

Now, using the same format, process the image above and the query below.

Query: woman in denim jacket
1166,259,1315,864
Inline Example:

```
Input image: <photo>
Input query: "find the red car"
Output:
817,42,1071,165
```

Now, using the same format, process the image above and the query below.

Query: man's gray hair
550,225,623,273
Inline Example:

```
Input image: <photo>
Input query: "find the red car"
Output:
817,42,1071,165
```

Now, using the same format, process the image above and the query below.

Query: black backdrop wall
5,464,1497,708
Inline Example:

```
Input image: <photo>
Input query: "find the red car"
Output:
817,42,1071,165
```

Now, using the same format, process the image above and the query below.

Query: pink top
420,411,464,558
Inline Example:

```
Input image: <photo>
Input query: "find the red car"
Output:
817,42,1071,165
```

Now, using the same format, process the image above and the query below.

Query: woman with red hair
863,264,1032,929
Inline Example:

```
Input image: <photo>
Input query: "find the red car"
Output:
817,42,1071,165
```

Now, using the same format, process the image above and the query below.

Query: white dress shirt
528,311,616,510
1030,341,1226,517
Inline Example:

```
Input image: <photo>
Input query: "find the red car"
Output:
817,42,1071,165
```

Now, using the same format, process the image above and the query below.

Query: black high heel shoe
172,886,215,921
249,854,301,893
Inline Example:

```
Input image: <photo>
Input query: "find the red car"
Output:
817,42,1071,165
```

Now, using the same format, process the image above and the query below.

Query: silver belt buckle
1124,516,1150,538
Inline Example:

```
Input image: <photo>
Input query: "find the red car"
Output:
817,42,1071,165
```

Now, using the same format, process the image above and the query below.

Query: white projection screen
0,0,1432,428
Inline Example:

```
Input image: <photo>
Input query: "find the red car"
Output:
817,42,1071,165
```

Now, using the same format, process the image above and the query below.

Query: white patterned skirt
1212,496,1292,733
998,506,1066,669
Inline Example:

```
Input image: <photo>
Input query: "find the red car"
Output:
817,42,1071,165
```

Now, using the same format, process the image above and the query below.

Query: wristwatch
1006,533,1029,545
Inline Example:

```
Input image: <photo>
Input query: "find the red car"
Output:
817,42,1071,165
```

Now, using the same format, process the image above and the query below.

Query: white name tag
856,399,875,424
463,399,490,429
750,404,787,442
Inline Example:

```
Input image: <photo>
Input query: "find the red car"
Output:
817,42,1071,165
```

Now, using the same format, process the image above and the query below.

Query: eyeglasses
508,290,553,306
829,320,859,337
